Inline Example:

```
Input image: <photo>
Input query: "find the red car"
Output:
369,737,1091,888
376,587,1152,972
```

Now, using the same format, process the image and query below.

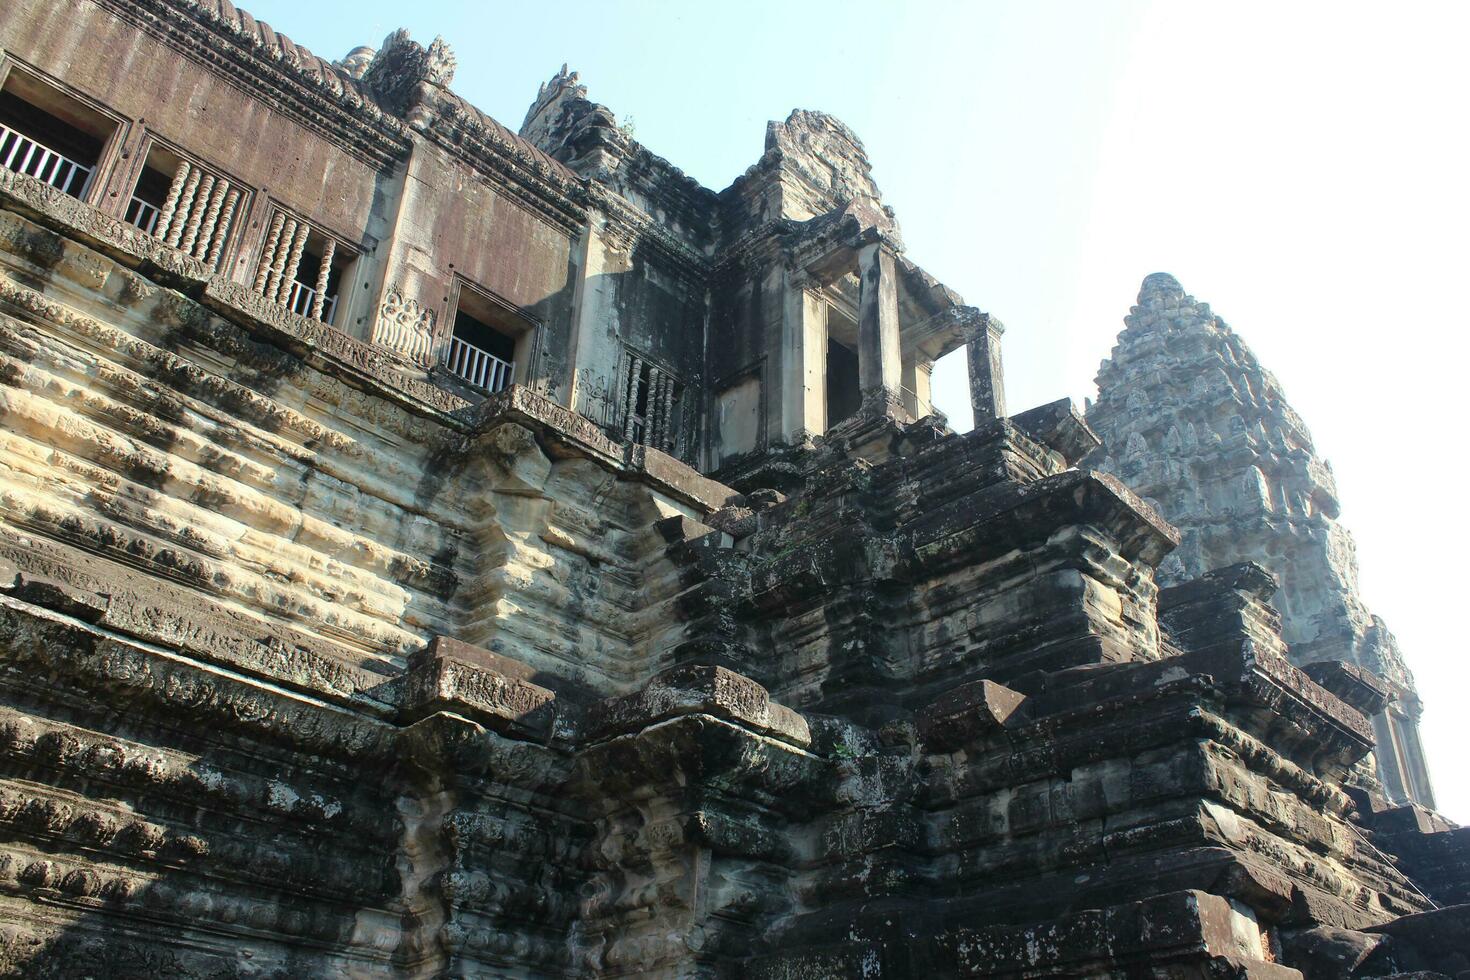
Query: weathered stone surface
1088,274,1436,808
0,3,1464,978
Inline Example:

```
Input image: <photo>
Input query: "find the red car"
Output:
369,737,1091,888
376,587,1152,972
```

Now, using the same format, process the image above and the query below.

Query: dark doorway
827,338,861,428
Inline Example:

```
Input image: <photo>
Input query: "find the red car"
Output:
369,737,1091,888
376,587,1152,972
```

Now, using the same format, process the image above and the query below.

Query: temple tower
1087,273,1436,807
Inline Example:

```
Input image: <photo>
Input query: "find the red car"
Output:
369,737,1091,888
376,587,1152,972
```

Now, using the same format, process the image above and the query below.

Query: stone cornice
427,95,587,236
468,386,740,513
91,0,413,169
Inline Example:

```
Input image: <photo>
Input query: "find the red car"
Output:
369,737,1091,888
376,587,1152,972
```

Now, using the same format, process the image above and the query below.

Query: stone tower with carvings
1087,273,1435,809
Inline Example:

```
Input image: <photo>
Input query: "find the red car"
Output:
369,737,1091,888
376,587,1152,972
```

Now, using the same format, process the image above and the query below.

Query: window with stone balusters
124,142,245,272
0,65,117,201
249,210,355,325
619,348,686,456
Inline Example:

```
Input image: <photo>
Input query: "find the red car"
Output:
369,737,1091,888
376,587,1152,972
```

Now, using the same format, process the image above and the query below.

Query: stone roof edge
94,0,590,232
93,0,412,168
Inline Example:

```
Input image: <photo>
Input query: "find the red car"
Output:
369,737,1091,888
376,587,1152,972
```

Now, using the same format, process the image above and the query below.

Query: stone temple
0,1,1466,976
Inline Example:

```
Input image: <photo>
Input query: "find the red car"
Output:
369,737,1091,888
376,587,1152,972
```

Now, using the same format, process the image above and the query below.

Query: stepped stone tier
1086,275,1436,811
0,2,1466,977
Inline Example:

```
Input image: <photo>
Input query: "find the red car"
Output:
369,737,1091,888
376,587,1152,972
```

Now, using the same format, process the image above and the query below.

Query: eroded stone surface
0,3,1464,978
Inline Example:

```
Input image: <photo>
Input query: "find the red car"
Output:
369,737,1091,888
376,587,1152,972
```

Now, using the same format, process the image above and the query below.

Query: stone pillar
1394,696,1437,809
856,242,901,406
780,271,827,441
967,313,1007,423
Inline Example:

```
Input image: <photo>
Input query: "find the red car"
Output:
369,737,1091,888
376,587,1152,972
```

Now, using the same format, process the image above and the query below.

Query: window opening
252,213,351,324
826,338,861,428
442,286,527,393
127,144,242,270
0,72,114,199
620,352,684,453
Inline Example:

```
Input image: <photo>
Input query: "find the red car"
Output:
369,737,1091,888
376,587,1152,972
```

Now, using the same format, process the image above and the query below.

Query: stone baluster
276,222,310,305
178,174,214,255
310,238,336,321
263,217,297,300
192,178,229,261
204,189,239,272
164,166,202,248
648,369,666,448
154,161,192,242
622,356,642,441
254,212,286,294
658,373,676,451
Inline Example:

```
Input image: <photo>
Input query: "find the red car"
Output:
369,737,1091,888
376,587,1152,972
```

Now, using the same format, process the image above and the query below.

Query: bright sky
245,0,1470,820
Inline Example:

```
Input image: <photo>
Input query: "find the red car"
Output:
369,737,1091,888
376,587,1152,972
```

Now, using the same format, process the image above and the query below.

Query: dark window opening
124,144,180,235
827,338,861,427
0,73,113,198
443,286,526,393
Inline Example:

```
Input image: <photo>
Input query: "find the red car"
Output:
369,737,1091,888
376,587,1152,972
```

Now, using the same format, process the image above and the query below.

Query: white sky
248,0,1470,819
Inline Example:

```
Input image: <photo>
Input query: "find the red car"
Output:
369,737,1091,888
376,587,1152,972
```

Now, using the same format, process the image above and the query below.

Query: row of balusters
621,355,682,454
155,160,240,272
250,210,336,322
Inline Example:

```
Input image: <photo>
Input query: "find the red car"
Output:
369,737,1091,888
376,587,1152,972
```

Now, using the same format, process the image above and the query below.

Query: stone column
966,313,1007,423
856,242,902,412
780,270,827,441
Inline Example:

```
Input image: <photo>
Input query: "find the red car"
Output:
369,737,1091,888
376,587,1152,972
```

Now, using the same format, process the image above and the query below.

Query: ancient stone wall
1086,274,1436,808
0,1,1466,977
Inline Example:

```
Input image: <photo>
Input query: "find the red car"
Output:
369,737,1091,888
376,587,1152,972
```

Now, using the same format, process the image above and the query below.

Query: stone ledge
0,597,396,762
585,664,811,749
1159,562,1279,613
916,679,1028,751
953,889,1295,977
470,385,741,513
1010,397,1101,466
400,636,566,740
1302,660,1393,717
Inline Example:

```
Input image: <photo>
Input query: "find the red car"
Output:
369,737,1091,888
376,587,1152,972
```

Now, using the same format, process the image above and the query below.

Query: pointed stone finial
521,64,589,142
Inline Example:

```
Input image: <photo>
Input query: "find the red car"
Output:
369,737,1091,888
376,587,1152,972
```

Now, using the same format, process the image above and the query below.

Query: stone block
401,635,561,738
916,679,1028,751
